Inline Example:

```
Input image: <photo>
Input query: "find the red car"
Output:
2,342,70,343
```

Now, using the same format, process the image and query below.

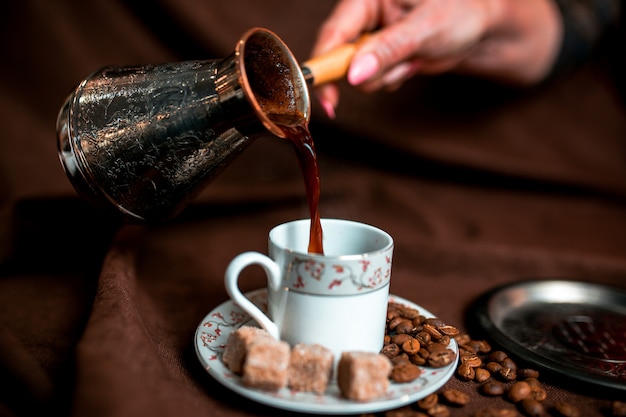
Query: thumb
347,27,418,86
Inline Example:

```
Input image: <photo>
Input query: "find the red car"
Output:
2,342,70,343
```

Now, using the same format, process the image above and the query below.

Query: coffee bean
517,368,539,379
392,333,413,345
553,401,580,417
524,377,541,388
467,339,491,354
506,381,531,403
475,367,491,383
382,343,401,358
415,331,431,345
461,354,483,368
400,303,420,318
472,408,518,417
498,366,516,382
427,342,447,353
488,351,508,363
427,348,456,368
459,347,476,360
382,309,603,417
457,361,475,380
425,317,447,328
387,308,401,322
391,353,410,365
402,338,421,355
410,353,426,366
529,385,546,402
460,343,477,354
612,401,626,417
390,362,423,383
465,340,483,352
455,334,471,345
396,320,416,335
412,315,426,327
480,380,505,396
417,347,429,359
501,357,517,370
385,406,427,417
422,323,443,340
478,340,492,353
485,362,503,374
438,325,460,337
417,393,438,409
426,404,450,417
521,398,545,417
441,389,470,406
388,317,409,331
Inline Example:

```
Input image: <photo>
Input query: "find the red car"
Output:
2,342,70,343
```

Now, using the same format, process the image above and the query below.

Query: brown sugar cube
337,351,392,401
242,337,290,391
222,326,272,374
287,343,334,394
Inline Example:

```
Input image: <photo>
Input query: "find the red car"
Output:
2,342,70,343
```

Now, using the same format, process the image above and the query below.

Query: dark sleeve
551,0,623,73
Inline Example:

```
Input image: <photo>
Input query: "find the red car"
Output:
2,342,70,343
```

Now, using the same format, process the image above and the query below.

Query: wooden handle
302,35,368,86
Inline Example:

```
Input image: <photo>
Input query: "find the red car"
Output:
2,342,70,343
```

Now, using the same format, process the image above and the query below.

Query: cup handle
224,251,281,339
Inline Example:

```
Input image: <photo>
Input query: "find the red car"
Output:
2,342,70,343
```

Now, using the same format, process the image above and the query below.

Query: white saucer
194,289,458,415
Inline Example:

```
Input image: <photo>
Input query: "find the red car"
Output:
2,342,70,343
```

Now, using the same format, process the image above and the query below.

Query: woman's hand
311,0,562,118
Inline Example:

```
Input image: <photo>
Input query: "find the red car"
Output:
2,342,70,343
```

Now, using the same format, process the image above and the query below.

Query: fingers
356,59,423,92
310,0,500,111
346,0,496,89
347,53,380,85
315,84,339,119
311,0,380,57
454,0,562,85
310,0,560,113
379,60,422,90
347,21,423,86
310,0,381,118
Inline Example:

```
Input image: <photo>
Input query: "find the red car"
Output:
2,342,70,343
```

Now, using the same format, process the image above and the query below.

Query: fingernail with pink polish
348,54,379,85
320,98,336,119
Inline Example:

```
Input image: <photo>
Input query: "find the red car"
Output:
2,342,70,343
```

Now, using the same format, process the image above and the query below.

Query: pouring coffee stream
57,28,360,253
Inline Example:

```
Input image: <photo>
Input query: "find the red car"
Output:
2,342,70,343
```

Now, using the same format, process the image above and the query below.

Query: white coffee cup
224,218,394,361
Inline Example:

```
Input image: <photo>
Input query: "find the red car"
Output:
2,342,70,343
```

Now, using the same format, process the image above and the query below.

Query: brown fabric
1,1,626,417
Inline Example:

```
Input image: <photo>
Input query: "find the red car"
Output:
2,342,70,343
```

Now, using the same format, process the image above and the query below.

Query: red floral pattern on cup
282,255,391,295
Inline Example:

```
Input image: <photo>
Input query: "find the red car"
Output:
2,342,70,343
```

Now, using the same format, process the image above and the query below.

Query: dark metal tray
472,279,626,391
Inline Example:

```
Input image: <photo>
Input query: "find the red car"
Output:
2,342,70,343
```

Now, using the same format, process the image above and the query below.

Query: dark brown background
1,2,625,416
